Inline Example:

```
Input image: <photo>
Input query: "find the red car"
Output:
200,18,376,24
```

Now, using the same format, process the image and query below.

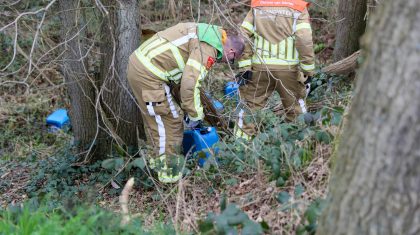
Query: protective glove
304,75,313,96
184,115,202,129
235,70,253,86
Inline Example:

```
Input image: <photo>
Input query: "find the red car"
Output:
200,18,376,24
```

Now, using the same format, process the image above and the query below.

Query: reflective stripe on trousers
163,84,179,118
146,103,166,155
235,109,251,140
298,99,307,113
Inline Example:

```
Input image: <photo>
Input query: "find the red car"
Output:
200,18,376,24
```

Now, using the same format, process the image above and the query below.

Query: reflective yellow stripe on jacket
251,34,300,66
185,59,207,121
241,21,255,34
135,35,191,82
296,23,312,31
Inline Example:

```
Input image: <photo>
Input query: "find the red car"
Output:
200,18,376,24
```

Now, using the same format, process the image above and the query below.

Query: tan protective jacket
239,5,315,75
133,23,221,121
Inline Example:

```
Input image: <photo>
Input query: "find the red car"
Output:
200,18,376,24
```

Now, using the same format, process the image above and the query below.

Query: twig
120,177,135,226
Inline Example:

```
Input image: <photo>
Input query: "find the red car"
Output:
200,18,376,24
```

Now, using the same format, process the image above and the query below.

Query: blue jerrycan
46,109,70,131
182,127,219,167
205,92,224,113
224,81,239,98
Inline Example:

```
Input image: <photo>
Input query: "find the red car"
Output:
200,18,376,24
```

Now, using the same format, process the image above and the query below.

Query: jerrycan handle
198,127,212,135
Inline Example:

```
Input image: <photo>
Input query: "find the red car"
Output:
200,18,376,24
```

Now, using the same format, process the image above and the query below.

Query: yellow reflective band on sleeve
238,59,252,68
296,23,312,31
169,68,182,76
186,59,206,75
241,21,255,34
186,59,207,121
135,49,169,82
300,63,315,71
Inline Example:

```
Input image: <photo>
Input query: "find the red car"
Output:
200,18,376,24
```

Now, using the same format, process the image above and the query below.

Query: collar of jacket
197,23,223,60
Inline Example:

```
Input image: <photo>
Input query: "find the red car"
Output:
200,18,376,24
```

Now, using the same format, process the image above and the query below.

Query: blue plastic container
224,81,239,98
205,92,224,113
212,99,224,113
46,109,69,129
182,127,219,167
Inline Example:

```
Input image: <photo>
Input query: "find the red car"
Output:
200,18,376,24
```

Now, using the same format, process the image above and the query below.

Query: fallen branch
321,50,361,75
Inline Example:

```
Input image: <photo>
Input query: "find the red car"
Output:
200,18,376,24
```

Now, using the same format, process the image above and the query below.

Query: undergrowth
0,199,176,235
0,71,352,234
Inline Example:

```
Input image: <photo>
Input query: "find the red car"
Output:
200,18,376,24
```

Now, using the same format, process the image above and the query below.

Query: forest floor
1,66,352,234
0,2,349,234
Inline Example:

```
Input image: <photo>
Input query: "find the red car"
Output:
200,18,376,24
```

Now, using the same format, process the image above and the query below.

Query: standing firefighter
235,0,315,139
127,23,244,183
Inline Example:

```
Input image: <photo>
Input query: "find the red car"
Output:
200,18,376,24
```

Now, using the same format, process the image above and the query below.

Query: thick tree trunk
333,0,367,62
100,0,144,151
59,0,100,157
317,1,420,235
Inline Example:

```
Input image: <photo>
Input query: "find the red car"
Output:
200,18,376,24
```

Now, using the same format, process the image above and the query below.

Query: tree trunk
333,0,367,62
99,0,144,152
59,0,100,157
317,1,420,234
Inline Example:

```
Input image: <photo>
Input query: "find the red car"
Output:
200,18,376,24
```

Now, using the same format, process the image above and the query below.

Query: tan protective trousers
127,54,184,167
235,70,307,138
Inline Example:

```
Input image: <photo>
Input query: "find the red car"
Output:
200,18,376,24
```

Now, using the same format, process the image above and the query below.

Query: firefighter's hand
303,75,313,84
235,70,253,86
184,116,202,129
304,75,313,96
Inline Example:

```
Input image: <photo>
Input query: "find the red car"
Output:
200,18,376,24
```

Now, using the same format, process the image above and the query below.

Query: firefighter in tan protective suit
127,23,244,183
234,0,316,139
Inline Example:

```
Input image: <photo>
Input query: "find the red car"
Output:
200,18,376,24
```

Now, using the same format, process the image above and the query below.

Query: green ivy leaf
276,177,285,187
332,111,343,126
260,220,270,233
114,158,124,170
305,206,318,225
276,191,290,204
101,159,115,170
315,130,332,144
242,220,263,235
130,158,146,169
296,224,307,235
295,184,305,197
225,178,238,186
220,194,227,211
198,219,214,233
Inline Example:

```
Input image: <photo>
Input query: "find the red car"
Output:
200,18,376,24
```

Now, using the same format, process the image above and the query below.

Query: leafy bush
0,200,176,235
24,148,154,205
198,198,268,235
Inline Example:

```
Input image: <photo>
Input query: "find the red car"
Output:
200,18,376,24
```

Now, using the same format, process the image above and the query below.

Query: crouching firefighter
127,23,244,183
234,0,316,140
